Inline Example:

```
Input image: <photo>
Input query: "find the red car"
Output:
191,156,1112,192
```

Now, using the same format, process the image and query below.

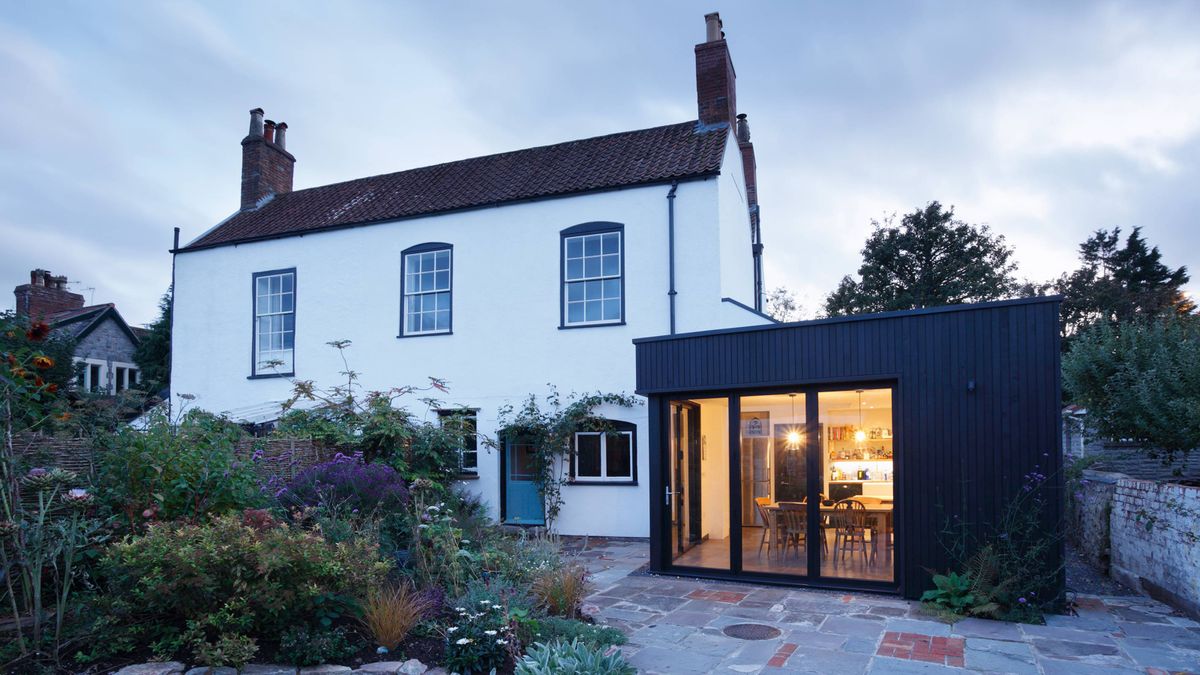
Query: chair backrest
754,497,771,525
832,499,867,530
778,502,805,532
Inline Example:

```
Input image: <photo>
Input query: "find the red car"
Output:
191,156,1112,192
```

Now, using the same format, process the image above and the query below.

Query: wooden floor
672,526,894,582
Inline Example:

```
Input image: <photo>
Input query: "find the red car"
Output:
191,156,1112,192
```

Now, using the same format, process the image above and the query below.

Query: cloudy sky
2,0,1198,325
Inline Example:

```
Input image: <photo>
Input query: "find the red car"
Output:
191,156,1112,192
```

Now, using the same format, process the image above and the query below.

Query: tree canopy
133,290,171,396
1055,226,1193,339
823,202,1019,316
1063,315,1200,464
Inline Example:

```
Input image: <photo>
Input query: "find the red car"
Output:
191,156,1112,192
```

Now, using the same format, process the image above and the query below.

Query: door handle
664,485,675,506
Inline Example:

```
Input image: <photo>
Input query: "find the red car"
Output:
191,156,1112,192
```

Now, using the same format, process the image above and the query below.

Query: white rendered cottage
171,13,770,537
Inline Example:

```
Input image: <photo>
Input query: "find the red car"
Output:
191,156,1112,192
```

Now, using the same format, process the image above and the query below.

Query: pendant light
853,389,867,445
785,393,802,450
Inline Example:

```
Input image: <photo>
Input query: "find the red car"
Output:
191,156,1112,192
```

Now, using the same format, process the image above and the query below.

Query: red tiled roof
181,121,728,251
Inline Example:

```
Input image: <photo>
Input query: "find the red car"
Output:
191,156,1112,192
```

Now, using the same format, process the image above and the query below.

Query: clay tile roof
180,120,728,251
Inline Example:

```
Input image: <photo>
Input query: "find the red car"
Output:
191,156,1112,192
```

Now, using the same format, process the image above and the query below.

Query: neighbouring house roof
179,120,729,252
47,303,140,345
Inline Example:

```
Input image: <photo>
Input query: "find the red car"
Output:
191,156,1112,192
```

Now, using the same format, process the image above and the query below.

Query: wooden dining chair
754,497,784,556
831,499,871,564
777,502,808,558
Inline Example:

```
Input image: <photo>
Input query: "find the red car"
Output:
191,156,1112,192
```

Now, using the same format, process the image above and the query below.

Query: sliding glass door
661,385,896,588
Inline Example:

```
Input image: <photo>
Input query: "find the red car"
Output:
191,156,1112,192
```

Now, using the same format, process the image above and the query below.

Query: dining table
762,499,893,559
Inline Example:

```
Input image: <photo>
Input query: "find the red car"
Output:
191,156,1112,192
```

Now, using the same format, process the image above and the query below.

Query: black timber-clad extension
633,296,1063,599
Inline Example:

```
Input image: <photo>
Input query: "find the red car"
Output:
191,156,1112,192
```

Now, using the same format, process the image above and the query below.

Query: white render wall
173,176,768,538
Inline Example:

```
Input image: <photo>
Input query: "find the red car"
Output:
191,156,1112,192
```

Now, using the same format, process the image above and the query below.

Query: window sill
559,321,626,331
397,331,453,339
567,480,638,486
247,372,293,380
456,472,480,481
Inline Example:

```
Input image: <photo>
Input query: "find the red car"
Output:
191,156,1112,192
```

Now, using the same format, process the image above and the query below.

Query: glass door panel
818,388,895,583
738,393,808,576
669,397,730,570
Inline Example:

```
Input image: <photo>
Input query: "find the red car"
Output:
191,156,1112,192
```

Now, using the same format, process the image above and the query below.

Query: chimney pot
248,108,265,137
263,119,276,144
705,12,722,42
275,122,287,149
736,113,750,143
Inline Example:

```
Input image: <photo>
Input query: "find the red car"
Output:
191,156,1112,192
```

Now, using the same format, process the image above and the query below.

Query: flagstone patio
571,539,1200,675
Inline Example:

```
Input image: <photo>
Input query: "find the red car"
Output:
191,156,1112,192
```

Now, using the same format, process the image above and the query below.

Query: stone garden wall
1076,470,1200,618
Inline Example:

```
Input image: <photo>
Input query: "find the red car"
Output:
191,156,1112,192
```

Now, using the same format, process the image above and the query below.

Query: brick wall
1078,473,1200,617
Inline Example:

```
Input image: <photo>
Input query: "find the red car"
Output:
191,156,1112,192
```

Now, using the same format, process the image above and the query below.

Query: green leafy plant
408,479,477,595
278,625,360,667
530,563,591,618
526,617,626,649
95,405,262,529
920,572,976,613
515,638,635,675
94,514,390,661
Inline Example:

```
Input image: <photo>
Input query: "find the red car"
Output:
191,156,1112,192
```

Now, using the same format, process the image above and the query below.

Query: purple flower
1018,597,1027,604
280,458,409,512
27,467,48,478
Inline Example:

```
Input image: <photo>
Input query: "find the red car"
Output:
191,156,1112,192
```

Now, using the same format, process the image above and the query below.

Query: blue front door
505,439,545,525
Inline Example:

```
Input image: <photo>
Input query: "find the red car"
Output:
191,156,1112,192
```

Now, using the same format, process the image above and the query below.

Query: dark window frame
249,267,297,379
399,242,454,338
559,221,625,329
436,408,479,474
568,419,637,485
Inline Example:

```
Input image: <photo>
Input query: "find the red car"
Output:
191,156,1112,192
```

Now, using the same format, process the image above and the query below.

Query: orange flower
4,353,15,365
46,383,59,393
26,322,51,341
56,412,72,422
32,355,54,369
34,376,45,387
10,367,26,379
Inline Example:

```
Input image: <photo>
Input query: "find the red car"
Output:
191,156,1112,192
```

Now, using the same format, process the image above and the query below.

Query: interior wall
698,397,729,540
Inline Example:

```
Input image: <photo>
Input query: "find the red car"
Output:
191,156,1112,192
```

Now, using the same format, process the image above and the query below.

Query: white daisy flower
484,630,497,636
447,627,458,633
496,639,508,645
456,637,472,645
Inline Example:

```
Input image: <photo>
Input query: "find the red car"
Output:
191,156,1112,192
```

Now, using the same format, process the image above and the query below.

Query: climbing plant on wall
496,387,640,533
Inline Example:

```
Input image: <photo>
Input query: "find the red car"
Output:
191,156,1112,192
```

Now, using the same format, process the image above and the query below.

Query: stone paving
572,539,1200,675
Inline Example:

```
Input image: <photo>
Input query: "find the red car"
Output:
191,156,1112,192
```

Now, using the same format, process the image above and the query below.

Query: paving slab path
569,538,1200,675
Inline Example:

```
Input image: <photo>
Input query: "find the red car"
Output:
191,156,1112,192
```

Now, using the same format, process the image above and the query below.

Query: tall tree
1056,226,1193,338
823,202,1018,316
763,286,804,322
133,290,171,396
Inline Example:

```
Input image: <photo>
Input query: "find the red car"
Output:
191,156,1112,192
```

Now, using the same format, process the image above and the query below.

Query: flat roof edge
633,296,1062,344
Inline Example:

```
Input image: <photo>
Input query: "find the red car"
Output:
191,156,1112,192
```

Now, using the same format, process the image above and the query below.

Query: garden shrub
479,530,561,584
530,564,591,618
94,514,390,661
527,617,626,649
443,600,518,675
515,638,635,675
95,408,262,529
281,454,409,513
359,582,431,652
277,625,360,667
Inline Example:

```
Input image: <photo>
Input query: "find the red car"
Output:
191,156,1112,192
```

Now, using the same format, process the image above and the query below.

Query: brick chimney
241,107,296,210
695,12,737,126
14,269,85,319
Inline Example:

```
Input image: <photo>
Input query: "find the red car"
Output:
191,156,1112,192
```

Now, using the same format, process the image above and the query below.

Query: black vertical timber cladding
633,297,1063,599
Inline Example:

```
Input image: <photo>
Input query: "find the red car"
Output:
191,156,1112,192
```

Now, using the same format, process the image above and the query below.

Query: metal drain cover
722,623,782,640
